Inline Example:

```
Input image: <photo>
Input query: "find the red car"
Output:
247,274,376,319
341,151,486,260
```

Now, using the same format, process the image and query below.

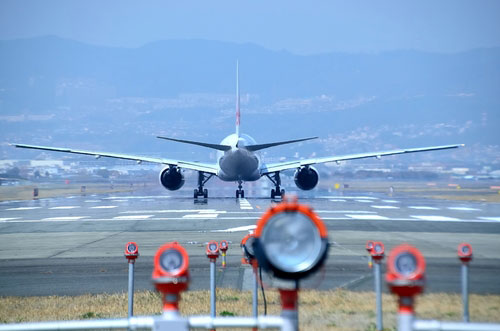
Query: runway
1,186,499,296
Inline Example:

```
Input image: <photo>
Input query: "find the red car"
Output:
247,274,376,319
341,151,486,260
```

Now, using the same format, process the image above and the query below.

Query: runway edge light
458,242,473,264
152,242,190,314
124,242,139,263
253,198,329,280
386,244,426,331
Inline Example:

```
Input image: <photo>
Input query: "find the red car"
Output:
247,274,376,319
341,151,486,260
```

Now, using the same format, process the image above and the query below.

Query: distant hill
0,36,499,168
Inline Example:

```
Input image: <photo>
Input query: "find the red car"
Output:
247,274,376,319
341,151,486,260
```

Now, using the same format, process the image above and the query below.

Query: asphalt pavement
1,186,499,296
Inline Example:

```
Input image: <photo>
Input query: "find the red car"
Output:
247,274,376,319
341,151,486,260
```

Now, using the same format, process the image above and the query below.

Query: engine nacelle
159,166,185,191
294,166,319,191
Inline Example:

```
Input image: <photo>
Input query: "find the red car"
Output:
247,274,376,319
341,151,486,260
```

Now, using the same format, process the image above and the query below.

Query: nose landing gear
236,181,245,198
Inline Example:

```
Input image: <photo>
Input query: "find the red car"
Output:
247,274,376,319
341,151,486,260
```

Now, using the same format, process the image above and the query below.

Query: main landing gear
266,172,285,199
194,172,213,199
236,181,245,198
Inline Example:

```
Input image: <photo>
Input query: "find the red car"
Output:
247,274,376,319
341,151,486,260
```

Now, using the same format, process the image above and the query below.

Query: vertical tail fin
236,60,240,137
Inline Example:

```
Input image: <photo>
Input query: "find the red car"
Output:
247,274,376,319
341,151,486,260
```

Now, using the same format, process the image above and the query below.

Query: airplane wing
260,144,464,174
12,143,219,174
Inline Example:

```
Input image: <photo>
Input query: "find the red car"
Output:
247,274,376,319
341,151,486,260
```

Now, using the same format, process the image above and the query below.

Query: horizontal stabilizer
245,137,318,152
157,136,231,152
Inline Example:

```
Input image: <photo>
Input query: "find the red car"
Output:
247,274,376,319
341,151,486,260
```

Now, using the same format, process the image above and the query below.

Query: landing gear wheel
236,190,240,198
241,190,245,198
271,189,276,199
280,189,285,197
194,189,198,198
203,189,208,199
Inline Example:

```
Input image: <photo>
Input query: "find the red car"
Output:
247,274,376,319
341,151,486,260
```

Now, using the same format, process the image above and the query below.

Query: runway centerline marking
411,215,459,221
409,206,440,210
49,206,80,210
113,215,153,220
345,214,389,220
239,198,253,210
5,207,42,211
370,205,400,209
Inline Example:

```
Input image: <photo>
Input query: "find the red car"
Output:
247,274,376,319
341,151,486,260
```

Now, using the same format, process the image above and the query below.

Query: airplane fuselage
216,133,261,181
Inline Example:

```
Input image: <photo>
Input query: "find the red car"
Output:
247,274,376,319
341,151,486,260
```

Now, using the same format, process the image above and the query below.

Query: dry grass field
1,289,499,330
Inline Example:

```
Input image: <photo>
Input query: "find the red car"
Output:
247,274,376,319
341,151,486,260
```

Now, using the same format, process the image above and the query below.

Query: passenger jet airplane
13,65,463,199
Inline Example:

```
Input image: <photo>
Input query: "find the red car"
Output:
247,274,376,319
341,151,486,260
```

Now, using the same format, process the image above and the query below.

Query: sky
1,0,499,55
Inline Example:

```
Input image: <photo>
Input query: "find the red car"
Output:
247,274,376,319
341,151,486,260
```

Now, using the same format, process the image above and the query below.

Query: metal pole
252,269,258,319
128,262,134,318
398,296,414,331
374,261,383,331
210,259,216,319
462,263,469,322
222,252,226,268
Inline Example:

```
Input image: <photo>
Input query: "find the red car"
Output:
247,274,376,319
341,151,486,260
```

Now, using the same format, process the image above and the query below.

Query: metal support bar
374,261,383,331
413,320,500,330
0,317,155,331
461,264,469,323
128,262,135,318
189,316,294,330
0,316,294,331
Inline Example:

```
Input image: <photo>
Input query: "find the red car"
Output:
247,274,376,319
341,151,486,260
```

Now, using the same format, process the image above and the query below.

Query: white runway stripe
239,198,253,210
478,217,500,222
329,199,347,202
346,214,389,220
316,210,376,214
49,206,80,210
84,200,101,203
214,225,257,232
382,200,400,203
355,200,372,203
90,205,118,209
183,214,219,219
448,207,481,211
113,215,153,220
371,205,400,209
411,215,459,221
6,207,42,211
409,206,440,210
0,217,20,221
42,216,89,221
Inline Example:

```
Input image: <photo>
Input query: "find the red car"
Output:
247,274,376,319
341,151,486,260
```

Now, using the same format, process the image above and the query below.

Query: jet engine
294,166,319,190
159,166,185,191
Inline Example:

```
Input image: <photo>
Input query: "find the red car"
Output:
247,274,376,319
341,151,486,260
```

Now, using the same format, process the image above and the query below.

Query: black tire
280,189,285,197
194,189,198,198
203,189,208,198
271,189,275,199
236,190,240,198
241,190,245,198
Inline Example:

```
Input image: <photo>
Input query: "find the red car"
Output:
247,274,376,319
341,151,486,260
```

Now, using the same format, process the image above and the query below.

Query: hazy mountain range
0,36,499,168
